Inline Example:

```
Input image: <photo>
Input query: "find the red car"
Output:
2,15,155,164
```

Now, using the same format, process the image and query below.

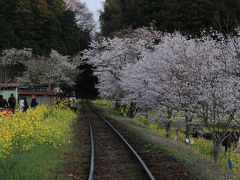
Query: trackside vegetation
0,104,76,179
93,99,239,180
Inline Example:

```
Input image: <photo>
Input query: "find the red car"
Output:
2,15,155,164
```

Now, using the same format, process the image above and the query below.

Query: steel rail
88,103,156,180
87,110,94,180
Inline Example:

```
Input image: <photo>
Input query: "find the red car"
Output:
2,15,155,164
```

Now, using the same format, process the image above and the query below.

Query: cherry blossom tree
17,50,77,91
84,28,160,112
121,33,202,138
0,48,32,82
121,31,240,162
86,27,240,162
196,31,240,162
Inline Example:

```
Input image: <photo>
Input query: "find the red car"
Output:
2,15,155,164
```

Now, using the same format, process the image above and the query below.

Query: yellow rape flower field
0,105,76,159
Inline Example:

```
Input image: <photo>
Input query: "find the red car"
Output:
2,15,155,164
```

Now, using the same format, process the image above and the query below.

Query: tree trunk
48,66,52,91
185,115,192,144
127,102,137,118
48,81,51,91
165,109,173,138
175,128,180,141
165,121,171,138
213,141,221,162
4,64,7,83
121,104,127,115
145,114,149,126
114,99,121,111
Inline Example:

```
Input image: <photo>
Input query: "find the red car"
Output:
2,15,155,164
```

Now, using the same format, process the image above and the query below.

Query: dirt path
57,103,90,180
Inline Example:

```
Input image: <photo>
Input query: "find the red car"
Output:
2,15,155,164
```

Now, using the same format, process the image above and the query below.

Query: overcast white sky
81,0,105,22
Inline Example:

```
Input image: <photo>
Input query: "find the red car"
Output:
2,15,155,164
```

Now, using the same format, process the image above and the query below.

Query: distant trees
21,49,77,91
63,0,98,98
0,48,77,91
74,63,99,99
0,0,15,51
64,0,95,32
100,0,240,36
0,0,92,56
0,48,32,82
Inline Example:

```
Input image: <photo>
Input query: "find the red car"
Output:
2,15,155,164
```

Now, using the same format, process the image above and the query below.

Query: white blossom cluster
0,49,77,89
84,28,161,100
0,48,32,65
84,28,240,142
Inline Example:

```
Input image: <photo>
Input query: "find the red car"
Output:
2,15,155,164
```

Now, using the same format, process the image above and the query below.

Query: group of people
0,94,38,113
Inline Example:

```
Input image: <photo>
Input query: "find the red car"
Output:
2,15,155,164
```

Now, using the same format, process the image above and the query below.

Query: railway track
83,100,155,180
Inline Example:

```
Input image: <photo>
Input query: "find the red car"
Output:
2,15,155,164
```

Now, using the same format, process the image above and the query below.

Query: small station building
18,90,57,105
0,83,19,100
0,83,57,105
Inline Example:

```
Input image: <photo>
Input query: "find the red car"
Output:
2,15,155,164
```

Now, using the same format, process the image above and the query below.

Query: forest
0,0,90,55
101,0,240,36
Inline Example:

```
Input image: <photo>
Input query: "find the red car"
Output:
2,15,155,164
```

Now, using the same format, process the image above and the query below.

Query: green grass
93,99,239,180
0,144,72,180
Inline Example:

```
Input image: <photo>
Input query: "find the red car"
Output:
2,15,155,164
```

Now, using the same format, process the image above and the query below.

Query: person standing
19,98,25,112
30,95,38,108
8,94,16,113
23,98,29,112
0,95,8,109
19,98,24,112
